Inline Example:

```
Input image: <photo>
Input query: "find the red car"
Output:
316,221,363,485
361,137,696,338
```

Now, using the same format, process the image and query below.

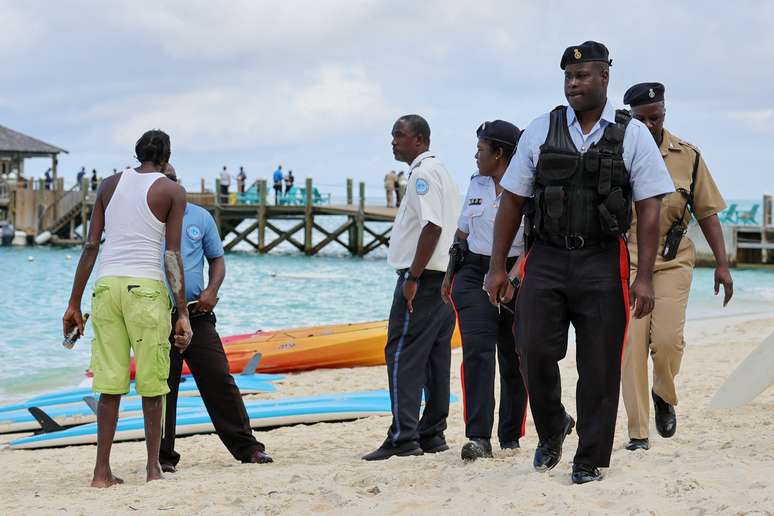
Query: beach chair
237,184,259,204
279,186,302,205
719,204,738,224
312,187,331,205
738,204,759,225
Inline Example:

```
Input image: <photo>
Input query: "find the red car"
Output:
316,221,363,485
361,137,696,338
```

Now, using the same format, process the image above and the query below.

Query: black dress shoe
160,463,177,473
571,463,603,484
500,440,520,450
242,449,274,464
625,438,650,451
362,439,423,461
420,434,449,454
461,438,493,461
533,414,575,472
652,390,676,438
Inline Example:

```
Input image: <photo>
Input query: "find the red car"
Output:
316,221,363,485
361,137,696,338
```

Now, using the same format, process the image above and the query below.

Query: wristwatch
403,271,419,282
508,275,520,288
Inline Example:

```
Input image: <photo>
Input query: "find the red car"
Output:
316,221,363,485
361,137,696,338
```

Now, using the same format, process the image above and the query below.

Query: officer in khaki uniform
622,83,734,451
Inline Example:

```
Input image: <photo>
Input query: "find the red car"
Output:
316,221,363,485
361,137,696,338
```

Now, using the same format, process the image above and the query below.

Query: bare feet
146,463,164,483
91,470,124,488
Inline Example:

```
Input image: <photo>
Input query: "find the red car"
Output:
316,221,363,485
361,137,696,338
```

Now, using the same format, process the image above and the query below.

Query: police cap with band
623,82,665,107
476,120,521,147
560,41,613,70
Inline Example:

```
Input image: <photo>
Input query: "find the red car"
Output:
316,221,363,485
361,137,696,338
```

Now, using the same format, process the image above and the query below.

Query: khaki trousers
622,240,694,439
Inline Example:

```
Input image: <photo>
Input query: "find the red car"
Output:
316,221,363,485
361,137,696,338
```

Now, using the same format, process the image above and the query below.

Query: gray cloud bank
1,0,771,199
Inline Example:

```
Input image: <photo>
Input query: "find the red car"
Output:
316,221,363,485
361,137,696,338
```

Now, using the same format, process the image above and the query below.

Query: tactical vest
529,106,633,249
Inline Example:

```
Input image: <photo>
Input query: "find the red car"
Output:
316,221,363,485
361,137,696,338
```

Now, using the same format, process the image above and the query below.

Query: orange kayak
130,320,461,377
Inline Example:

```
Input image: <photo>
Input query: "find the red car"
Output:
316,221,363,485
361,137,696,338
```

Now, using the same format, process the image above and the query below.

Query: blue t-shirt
179,203,224,302
273,169,283,184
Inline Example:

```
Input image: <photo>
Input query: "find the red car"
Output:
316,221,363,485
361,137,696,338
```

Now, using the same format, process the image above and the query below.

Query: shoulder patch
186,224,203,241
415,178,429,195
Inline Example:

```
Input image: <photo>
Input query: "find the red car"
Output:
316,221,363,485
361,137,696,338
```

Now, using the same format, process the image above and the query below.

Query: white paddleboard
710,330,774,409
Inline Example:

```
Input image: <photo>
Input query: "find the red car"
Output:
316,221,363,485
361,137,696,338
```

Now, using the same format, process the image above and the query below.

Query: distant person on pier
44,168,53,190
237,166,247,194
621,82,733,452
76,166,86,186
285,169,295,194
90,169,98,191
62,129,192,487
219,166,231,203
272,164,283,204
396,171,408,207
363,114,460,461
159,164,273,472
384,170,397,207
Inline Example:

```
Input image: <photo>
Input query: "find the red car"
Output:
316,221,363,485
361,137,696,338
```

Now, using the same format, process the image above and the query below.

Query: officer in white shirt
363,114,460,461
441,120,528,462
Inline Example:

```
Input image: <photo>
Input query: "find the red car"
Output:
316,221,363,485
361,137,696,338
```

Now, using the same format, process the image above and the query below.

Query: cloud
105,0,383,60
728,110,774,132
0,2,43,56
85,64,390,152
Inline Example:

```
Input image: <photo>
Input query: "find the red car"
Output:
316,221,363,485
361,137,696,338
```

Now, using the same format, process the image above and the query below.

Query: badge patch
468,198,482,206
648,88,655,98
574,48,582,59
415,178,429,195
186,224,203,240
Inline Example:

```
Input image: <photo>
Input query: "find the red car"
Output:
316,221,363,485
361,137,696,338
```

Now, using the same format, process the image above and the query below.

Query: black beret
560,41,612,70
476,120,521,147
623,82,665,107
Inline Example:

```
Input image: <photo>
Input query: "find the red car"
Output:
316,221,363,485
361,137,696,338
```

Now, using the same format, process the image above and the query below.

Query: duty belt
462,252,518,269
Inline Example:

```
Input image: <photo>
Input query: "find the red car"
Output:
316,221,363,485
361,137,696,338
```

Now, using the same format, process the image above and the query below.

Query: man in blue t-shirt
159,165,273,470
272,164,283,204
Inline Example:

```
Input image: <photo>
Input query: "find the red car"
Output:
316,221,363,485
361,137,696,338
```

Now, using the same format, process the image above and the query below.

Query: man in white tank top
63,130,193,488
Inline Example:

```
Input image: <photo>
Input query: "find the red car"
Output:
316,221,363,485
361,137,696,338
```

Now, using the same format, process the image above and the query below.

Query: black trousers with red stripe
451,254,528,443
385,271,455,445
515,239,629,468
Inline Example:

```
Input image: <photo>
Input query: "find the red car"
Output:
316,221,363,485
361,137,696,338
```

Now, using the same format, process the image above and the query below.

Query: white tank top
96,168,167,281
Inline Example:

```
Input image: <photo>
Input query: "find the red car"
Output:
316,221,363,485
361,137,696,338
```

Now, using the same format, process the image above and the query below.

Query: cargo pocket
156,341,171,381
91,284,111,321
126,287,164,328
89,338,99,376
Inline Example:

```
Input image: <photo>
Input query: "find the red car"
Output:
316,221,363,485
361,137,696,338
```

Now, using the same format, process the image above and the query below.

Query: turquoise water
1,246,772,403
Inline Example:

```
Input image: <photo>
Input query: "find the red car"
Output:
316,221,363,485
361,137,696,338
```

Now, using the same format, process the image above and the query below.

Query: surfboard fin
83,396,98,415
28,407,64,434
241,353,262,376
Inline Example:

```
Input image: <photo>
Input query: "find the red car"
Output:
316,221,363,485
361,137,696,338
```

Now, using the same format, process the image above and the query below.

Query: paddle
710,330,774,409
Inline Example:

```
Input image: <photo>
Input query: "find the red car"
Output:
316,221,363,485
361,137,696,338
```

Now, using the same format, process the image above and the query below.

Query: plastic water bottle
63,313,89,349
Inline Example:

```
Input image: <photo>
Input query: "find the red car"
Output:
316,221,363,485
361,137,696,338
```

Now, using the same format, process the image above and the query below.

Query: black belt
462,252,518,269
396,269,445,277
172,307,214,320
536,235,617,250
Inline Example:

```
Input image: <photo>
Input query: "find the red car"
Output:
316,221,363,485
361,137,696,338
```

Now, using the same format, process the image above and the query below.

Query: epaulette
677,138,700,155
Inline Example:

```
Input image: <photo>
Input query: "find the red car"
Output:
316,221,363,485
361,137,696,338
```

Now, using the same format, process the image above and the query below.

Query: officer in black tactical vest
484,41,674,484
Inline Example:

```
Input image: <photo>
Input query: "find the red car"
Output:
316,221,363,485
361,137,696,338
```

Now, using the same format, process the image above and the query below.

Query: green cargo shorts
90,276,172,397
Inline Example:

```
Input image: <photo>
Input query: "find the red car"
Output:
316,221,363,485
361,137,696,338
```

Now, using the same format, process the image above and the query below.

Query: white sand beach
1,313,773,515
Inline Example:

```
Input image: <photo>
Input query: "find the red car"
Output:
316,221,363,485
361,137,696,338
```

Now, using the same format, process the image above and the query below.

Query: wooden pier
4,172,773,267
20,177,397,256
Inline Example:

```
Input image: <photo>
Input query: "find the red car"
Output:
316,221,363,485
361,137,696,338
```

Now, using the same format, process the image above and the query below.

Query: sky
1,0,772,200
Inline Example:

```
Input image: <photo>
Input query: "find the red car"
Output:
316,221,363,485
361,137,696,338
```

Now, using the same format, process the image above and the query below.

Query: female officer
441,120,528,461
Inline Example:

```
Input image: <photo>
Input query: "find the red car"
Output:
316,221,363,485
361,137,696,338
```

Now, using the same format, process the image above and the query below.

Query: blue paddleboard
0,373,283,414
9,390,441,449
